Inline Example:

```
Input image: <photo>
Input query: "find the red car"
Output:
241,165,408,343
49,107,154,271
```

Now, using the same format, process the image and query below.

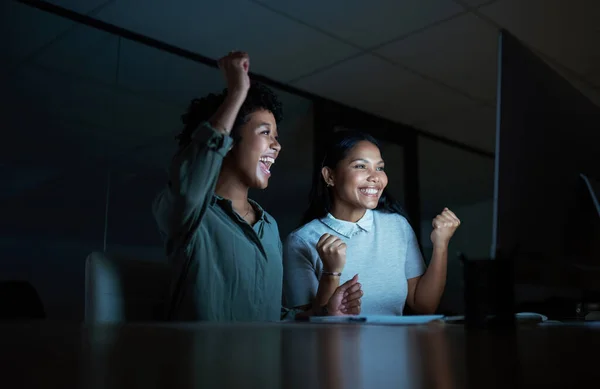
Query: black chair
0,280,46,319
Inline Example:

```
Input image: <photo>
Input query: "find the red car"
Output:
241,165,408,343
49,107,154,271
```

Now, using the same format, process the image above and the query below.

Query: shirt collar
319,209,373,238
212,195,270,223
248,198,270,223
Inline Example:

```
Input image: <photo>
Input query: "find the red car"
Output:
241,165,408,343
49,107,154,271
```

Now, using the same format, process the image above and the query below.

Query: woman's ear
321,166,334,187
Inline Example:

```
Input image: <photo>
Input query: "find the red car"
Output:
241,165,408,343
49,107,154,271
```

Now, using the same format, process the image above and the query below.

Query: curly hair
176,82,283,147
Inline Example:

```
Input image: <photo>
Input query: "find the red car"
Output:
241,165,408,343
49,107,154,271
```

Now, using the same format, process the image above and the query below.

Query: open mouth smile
359,187,380,197
259,156,275,174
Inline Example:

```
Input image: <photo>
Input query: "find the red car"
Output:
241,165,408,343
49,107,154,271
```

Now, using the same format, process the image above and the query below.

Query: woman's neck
215,166,249,212
329,203,367,223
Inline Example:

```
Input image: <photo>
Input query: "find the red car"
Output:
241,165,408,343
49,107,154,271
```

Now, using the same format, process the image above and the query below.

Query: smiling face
323,140,388,216
226,109,281,189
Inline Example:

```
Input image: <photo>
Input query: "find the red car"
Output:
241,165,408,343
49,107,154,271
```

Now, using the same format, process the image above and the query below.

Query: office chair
84,251,171,323
0,280,46,320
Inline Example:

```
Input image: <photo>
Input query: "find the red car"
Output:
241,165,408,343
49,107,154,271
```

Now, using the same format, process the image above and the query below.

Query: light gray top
283,209,426,315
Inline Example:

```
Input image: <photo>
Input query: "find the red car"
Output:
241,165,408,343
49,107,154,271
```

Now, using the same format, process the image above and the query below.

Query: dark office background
1,0,598,319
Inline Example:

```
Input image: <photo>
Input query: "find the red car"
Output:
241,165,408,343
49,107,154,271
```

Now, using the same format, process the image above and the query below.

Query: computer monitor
492,30,600,292
566,174,600,267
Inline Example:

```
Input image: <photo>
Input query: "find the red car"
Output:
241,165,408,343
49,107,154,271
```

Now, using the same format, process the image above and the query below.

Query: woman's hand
209,51,251,134
430,208,461,249
217,51,250,97
317,233,347,273
326,275,362,316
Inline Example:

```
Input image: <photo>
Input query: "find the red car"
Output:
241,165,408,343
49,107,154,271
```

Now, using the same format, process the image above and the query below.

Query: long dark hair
300,130,407,225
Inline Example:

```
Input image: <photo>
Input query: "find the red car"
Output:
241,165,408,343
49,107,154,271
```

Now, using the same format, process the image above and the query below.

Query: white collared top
283,209,426,315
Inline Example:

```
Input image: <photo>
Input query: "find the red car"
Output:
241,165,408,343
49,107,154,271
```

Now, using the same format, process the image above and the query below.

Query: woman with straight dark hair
283,130,461,315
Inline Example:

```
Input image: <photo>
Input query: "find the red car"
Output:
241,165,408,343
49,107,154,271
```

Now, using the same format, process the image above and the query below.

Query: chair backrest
84,251,171,323
0,281,46,320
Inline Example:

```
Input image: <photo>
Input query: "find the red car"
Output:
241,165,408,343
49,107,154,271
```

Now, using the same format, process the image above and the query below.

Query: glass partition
1,2,119,319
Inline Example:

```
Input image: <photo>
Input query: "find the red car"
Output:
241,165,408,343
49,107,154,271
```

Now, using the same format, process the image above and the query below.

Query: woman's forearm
291,277,341,320
313,276,341,310
293,277,341,319
413,245,448,314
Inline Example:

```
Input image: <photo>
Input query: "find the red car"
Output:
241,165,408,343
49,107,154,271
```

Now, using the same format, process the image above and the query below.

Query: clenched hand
430,208,461,249
317,233,347,273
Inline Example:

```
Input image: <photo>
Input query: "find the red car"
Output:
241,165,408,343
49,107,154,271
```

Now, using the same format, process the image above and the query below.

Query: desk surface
2,321,600,389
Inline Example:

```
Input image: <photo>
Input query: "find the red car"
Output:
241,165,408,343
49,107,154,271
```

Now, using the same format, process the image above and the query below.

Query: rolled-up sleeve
283,234,319,309
153,122,233,255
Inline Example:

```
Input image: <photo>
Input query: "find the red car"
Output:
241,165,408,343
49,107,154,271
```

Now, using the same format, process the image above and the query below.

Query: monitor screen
492,30,600,290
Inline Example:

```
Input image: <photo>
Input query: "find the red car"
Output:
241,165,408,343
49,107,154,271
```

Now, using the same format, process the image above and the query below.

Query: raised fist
317,233,347,273
217,51,250,96
430,207,461,248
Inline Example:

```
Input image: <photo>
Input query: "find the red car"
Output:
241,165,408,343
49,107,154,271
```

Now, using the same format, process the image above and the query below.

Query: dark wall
0,89,314,321
0,166,167,320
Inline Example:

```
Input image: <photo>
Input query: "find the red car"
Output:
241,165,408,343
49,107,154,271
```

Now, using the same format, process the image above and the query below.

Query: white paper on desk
309,314,445,325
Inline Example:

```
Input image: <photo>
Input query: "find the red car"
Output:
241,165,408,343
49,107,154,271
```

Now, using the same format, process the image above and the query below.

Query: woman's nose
367,172,380,182
271,138,281,151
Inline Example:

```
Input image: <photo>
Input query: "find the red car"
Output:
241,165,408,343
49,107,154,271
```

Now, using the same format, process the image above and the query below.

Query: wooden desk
1,321,599,388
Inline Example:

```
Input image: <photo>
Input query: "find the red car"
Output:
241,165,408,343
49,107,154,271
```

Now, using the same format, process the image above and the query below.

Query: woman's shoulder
372,210,414,237
371,211,416,246
285,218,328,246
373,209,410,226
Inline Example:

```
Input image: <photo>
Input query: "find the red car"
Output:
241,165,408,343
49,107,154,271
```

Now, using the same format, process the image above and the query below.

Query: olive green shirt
153,122,284,321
